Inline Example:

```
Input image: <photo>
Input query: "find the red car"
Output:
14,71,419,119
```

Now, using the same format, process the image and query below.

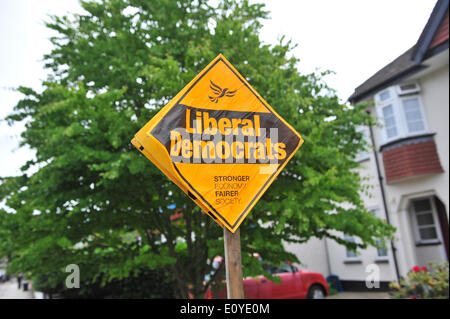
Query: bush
389,262,449,299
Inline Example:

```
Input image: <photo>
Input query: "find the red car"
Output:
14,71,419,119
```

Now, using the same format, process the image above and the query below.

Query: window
379,90,391,101
375,86,429,144
370,208,388,258
382,104,398,138
273,262,294,274
396,83,420,95
402,98,425,133
412,198,439,243
260,260,292,274
375,240,388,258
344,234,358,258
355,127,370,161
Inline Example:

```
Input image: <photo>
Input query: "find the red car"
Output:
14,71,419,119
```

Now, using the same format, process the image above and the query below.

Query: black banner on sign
151,104,300,165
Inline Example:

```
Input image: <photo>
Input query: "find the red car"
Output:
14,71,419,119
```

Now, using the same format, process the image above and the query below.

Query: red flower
412,266,421,272
421,267,428,272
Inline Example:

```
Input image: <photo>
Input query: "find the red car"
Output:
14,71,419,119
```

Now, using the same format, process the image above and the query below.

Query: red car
207,259,329,299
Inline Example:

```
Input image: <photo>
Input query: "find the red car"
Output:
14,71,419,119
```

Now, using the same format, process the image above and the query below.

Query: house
286,0,449,290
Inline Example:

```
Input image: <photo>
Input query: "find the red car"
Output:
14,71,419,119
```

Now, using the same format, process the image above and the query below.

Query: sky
0,0,438,178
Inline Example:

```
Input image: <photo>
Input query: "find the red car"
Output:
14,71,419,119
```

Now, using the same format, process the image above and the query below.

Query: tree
0,0,395,298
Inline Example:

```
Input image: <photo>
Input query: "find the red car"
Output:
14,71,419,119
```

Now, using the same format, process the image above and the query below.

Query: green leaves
57,237,72,248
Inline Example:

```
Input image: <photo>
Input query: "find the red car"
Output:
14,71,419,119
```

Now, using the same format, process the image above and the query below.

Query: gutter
366,110,401,282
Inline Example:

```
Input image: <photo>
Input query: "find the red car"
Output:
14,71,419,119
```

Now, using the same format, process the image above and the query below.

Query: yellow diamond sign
131,54,303,233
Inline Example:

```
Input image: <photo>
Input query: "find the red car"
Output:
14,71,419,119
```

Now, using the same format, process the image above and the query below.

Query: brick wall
382,140,443,183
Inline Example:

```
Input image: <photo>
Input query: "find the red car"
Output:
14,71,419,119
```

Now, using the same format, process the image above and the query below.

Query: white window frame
411,197,442,245
375,86,430,145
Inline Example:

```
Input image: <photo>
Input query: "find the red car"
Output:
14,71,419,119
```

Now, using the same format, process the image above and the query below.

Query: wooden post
223,227,244,299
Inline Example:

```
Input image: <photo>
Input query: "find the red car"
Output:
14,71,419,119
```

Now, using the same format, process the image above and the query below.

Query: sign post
224,227,244,299
131,54,303,299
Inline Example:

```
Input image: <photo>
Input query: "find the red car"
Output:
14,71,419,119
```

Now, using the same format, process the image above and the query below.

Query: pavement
327,291,390,299
0,279,34,299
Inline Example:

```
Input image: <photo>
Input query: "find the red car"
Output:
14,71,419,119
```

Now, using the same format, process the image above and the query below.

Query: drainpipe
366,110,401,282
323,237,333,277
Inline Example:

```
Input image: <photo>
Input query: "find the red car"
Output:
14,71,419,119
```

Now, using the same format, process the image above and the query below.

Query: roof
348,0,449,104
348,46,423,103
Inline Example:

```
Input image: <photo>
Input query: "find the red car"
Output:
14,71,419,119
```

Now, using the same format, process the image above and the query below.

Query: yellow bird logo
208,80,237,103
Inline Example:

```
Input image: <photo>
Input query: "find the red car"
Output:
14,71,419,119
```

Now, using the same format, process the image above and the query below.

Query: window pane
416,213,434,226
383,104,394,116
386,127,398,138
375,239,388,257
382,105,398,138
403,98,425,133
419,227,438,240
404,108,422,121
380,91,391,101
399,83,418,91
385,117,396,126
408,121,425,132
413,199,431,213
377,248,388,257
370,208,381,218
356,130,369,159
344,234,357,257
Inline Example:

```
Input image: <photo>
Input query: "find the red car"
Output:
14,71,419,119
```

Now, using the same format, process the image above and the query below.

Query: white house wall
285,59,448,284
283,237,331,277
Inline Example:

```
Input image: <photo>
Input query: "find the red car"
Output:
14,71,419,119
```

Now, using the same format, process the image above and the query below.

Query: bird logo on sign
208,80,237,103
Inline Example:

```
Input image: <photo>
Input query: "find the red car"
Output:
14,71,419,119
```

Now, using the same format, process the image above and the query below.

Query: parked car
206,257,329,299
